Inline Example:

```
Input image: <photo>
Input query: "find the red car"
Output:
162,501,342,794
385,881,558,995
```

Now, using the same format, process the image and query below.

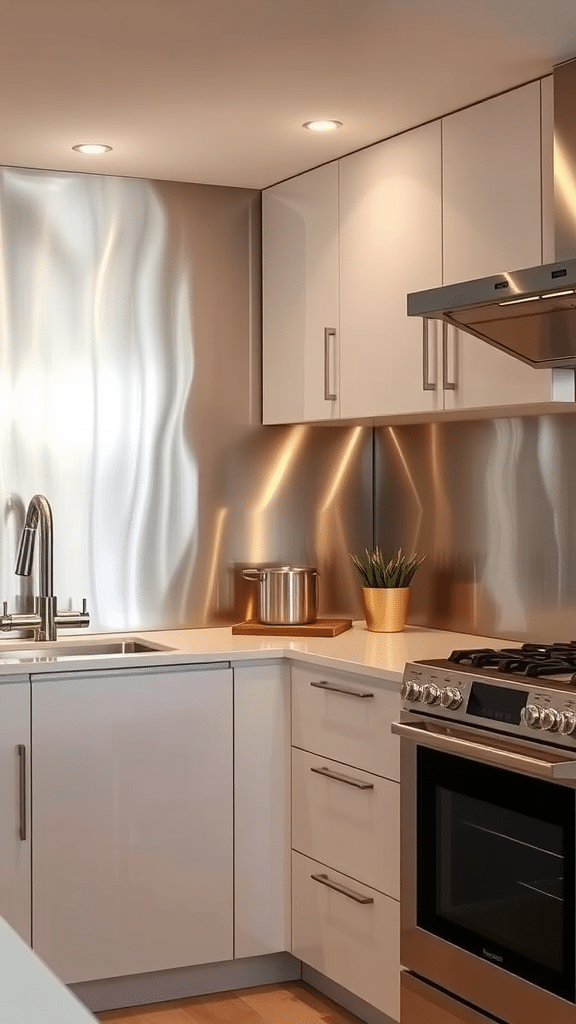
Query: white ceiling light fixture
302,119,343,132
72,143,113,155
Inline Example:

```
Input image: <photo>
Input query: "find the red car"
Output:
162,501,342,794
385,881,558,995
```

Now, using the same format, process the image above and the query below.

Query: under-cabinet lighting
302,120,343,132
72,144,113,155
498,295,541,305
547,289,575,297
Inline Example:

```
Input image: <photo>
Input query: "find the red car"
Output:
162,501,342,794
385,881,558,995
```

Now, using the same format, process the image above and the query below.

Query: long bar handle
442,322,457,390
311,872,374,905
422,320,436,391
324,328,337,401
17,744,26,841
310,765,374,790
310,679,374,698
391,721,576,779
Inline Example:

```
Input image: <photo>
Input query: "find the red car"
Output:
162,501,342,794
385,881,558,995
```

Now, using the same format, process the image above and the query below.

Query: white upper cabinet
262,77,571,425
262,162,340,423
339,121,443,419
441,81,554,411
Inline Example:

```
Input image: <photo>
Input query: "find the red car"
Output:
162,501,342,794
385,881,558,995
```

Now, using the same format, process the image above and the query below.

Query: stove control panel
401,661,576,747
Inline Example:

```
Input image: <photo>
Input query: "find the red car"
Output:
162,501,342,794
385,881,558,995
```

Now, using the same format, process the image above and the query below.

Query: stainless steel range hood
407,58,576,369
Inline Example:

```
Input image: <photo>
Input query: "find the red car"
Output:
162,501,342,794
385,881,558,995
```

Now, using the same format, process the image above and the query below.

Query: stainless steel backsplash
375,416,576,643
0,166,371,631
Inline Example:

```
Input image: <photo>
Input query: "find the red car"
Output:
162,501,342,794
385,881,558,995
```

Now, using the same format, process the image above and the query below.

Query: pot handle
242,568,263,580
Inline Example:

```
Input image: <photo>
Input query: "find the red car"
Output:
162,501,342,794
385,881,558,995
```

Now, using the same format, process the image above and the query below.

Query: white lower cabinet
292,747,399,900
234,661,291,957
291,664,400,1020
31,664,233,983
0,676,31,944
292,851,400,1020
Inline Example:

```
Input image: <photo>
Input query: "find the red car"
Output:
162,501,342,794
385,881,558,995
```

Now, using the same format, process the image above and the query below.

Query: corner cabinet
0,675,31,945
31,664,233,984
262,163,340,423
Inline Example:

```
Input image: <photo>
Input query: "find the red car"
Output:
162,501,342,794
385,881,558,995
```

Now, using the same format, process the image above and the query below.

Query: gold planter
361,587,410,633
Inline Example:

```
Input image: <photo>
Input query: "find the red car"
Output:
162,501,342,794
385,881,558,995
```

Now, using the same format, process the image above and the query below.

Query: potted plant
349,547,426,632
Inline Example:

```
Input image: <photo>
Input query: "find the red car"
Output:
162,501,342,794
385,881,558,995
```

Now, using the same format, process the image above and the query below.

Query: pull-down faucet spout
1,493,89,643
15,494,53,596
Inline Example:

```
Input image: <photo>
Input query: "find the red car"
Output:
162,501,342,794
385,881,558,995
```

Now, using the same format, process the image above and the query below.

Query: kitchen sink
0,638,176,663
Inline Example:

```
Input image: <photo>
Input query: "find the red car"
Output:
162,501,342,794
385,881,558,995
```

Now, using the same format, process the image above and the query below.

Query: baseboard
302,964,397,1024
71,952,302,1013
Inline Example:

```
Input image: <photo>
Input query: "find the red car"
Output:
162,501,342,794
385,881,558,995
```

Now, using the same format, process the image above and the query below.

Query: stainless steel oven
392,643,576,1024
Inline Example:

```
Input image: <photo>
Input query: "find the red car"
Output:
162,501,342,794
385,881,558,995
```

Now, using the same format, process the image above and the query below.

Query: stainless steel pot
242,566,318,625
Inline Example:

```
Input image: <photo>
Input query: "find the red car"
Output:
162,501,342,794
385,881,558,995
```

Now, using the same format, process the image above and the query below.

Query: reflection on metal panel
375,415,576,643
0,166,371,631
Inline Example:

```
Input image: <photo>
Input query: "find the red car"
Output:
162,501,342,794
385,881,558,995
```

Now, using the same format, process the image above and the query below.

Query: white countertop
0,621,518,680
0,917,96,1023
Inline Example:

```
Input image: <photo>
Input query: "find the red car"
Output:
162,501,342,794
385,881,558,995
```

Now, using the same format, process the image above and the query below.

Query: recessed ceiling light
72,144,113,155
302,120,343,132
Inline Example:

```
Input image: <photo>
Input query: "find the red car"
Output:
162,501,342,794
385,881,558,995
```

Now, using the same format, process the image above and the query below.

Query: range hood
407,58,576,369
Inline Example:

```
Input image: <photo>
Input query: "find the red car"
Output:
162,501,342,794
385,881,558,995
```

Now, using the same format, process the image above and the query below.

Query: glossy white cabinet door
292,851,400,1020
234,661,290,957
442,81,553,411
262,163,340,423
0,676,31,944
339,121,443,419
32,664,233,983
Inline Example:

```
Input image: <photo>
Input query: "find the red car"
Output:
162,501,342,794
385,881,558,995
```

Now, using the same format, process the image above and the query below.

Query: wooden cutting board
232,618,352,637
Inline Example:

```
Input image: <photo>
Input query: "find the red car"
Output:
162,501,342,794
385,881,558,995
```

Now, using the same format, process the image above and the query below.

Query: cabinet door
234,661,290,957
262,163,340,423
0,677,30,944
339,121,443,419
32,664,233,983
442,81,553,410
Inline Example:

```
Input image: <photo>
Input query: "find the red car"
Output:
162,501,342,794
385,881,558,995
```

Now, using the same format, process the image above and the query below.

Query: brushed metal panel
0,166,371,632
554,58,576,262
375,415,576,644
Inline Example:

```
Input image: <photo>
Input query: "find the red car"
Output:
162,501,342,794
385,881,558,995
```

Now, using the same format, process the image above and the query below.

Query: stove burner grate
448,642,576,678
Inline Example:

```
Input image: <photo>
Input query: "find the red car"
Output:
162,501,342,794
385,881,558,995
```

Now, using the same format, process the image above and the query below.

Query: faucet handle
2,602,6,617
82,597,87,614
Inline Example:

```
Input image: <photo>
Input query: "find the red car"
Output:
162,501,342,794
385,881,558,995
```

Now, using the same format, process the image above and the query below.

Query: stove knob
401,679,422,702
559,711,576,736
422,683,441,706
441,687,463,710
540,707,561,732
523,705,542,729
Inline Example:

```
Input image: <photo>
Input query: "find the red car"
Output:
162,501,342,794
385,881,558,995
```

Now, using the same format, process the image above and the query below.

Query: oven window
417,747,576,1002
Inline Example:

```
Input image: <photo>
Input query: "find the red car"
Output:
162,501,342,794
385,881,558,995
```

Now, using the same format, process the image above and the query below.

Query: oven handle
391,720,576,779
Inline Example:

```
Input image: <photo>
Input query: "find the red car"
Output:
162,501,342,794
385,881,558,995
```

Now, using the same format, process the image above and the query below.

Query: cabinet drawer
291,664,400,780
292,850,399,1019
292,747,399,899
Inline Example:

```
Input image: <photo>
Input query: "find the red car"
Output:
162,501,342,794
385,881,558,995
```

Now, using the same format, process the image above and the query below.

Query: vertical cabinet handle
442,322,457,390
17,744,26,841
422,320,436,391
324,328,337,401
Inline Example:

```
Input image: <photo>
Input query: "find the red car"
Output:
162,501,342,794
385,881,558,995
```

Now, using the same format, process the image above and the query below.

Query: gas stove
401,641,576,750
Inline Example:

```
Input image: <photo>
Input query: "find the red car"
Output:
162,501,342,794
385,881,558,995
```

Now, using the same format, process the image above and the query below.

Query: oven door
394,715,576,1024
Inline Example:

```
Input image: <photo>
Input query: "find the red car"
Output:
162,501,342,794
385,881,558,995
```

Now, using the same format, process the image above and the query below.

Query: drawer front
292,850,400,1019
291,664,400,780
292,747,399,898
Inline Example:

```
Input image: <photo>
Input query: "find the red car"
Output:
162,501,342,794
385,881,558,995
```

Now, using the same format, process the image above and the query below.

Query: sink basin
0,638,176,663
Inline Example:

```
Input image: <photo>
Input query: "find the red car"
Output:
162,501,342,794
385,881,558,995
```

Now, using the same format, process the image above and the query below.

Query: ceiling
2,0,576,190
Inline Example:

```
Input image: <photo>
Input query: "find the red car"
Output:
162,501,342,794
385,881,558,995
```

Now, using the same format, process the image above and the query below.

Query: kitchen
3,3,576,1024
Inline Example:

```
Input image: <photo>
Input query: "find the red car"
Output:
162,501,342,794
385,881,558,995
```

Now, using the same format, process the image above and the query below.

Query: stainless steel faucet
1,494,89,641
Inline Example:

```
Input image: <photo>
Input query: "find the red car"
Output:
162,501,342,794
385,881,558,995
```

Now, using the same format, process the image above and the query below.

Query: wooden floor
96,982,363,1024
